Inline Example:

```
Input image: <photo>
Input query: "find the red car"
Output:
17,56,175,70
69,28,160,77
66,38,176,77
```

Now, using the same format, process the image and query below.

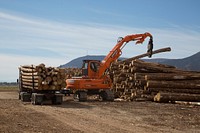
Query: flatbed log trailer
18,67,63,105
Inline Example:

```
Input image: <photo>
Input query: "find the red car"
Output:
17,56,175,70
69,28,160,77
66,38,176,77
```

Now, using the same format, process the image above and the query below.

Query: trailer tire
20,92,31,102
31,93,44,105
52,94,63,105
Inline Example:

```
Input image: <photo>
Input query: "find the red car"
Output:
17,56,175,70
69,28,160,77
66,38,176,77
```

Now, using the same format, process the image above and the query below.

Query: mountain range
60,52,200,71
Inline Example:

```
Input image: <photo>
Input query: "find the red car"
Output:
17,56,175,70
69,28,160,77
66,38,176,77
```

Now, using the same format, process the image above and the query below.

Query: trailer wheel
74,91,87,102
31,93,44,105
52,94,63,105
20,92,31,102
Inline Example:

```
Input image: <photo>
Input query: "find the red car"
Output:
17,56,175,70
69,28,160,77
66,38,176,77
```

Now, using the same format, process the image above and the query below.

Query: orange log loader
66,32,153,101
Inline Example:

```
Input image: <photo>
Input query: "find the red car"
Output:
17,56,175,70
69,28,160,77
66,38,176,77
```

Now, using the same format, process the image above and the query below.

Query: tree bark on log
19,64,66,91
147,80,200,89
131,60,185,73
145,73,200,80
108,46,200,103
118,47,171,64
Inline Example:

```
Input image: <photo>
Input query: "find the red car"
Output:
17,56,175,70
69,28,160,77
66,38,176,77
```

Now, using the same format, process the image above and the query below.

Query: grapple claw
147,37,153,58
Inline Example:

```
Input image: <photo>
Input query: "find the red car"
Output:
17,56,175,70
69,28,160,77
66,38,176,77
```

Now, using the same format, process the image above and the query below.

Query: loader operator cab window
83,62,88,69
90,62,99,72
82,62,88,76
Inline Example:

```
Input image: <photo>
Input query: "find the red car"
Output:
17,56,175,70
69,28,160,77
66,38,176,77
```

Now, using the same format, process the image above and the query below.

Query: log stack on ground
19,64,66,91
109,47,200,103
147,73,200,102
64,68,82,79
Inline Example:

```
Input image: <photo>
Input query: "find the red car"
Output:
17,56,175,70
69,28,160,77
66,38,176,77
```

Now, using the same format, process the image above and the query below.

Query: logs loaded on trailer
109,47,200,103
18,63,66,105
19,63,66,91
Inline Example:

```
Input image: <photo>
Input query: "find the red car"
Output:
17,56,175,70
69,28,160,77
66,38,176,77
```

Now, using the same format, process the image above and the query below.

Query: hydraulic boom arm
98,32,153,77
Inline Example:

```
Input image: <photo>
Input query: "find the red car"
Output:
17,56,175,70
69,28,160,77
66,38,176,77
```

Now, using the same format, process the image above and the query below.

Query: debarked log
22,85,38,90
21,78,40,83
19,66,37,72
22,81,39,87
21,71,38,76
154,92,200,102
21,75,40,80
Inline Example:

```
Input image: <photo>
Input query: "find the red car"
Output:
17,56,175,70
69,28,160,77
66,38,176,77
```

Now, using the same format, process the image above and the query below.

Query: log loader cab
82,60,101,78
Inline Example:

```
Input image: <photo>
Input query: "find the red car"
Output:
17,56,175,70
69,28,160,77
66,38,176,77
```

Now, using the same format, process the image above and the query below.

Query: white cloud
0,11,200,81
0,54,66,82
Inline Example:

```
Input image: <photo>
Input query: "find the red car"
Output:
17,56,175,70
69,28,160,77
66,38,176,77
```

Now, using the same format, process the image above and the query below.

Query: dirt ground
0,90,200,133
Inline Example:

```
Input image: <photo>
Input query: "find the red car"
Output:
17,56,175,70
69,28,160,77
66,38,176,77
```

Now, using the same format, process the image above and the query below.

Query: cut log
145,73,200,80
147,80,200,89
154,92,200,102
42,84,49,90
19,64,67,91
118,47,171,64
21,75,39,80
148,88,200,94
21,71,38,76
21,78,39,83
45,76,52,83
175,101,200,106
22,81,39,87
20,67,36,73
22,85,38,90
131,60,183,73
20,65,36,69
134,73,147,80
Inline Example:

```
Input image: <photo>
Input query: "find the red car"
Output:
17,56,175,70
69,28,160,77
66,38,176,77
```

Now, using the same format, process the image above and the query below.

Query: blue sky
0,0,200,81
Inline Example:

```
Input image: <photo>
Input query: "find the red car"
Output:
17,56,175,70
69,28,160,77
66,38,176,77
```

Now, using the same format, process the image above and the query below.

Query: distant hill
60,52,200,71
59,55,105,68
160,52,200,71
59,55,125,68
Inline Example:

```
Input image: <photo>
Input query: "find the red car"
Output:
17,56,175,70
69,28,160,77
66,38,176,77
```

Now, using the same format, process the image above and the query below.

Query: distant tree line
0,82,17,86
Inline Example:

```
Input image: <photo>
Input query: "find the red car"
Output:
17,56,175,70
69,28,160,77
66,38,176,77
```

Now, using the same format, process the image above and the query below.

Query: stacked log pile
19,64,66,91
64,68,82,79
149,73,200,102
109,48,200,103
